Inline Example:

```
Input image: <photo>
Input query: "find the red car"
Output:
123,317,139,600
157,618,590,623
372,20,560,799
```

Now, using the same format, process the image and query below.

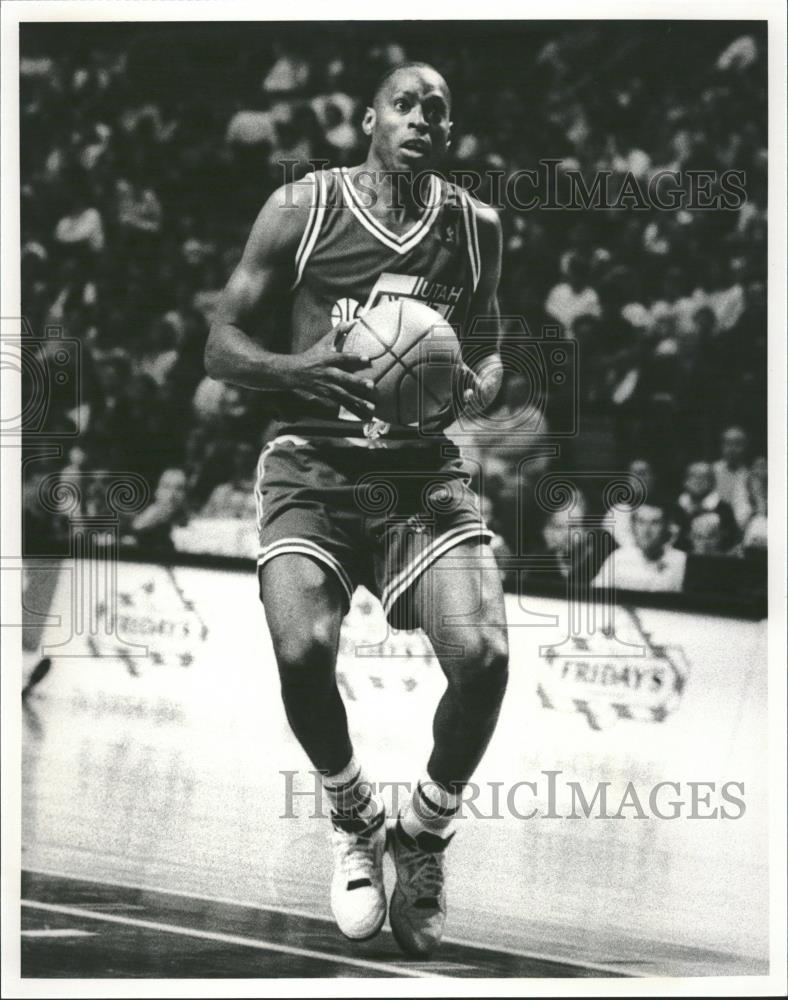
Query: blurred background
19,21,767,605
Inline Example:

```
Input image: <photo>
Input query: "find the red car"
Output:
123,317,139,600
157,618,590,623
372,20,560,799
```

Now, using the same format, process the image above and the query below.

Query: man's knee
445,627,509,699
260,556,343,681
272,616,338,683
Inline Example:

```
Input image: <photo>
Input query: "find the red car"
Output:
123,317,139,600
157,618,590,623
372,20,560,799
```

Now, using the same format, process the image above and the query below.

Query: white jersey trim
292,171,328,289
459,190,481,292
339,168,442,255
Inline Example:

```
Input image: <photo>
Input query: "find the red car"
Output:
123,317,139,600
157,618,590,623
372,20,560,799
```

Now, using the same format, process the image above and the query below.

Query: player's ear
447,120,454,147
362,107,375,136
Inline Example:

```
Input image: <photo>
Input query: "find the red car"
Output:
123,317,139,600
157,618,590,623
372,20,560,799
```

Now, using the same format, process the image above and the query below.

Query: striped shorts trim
380,523,494,617
257,537,354,610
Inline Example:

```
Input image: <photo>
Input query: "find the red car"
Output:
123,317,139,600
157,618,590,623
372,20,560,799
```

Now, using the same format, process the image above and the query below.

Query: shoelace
403,846,445,900
332,827,379,881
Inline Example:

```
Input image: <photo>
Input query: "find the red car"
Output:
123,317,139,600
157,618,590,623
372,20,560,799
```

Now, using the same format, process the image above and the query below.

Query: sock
322,755,380,824
400,774,461,840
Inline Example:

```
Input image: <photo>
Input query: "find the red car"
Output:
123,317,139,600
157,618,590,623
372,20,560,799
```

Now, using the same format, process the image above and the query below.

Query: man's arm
463,204,505,411
204,181,375,416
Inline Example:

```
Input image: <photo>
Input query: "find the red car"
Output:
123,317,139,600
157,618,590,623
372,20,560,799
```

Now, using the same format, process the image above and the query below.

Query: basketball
339,299,461,427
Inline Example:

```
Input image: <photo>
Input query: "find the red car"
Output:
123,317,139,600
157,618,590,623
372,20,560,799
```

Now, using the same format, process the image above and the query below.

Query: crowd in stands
20,22,767,602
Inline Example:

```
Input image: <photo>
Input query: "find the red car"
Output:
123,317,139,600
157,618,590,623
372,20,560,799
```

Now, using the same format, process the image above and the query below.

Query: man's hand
205,183,378,410
460,354,505,414
284,321,376,420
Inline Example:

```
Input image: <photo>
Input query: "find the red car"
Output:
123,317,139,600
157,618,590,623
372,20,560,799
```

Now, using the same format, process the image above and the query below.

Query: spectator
54,173,105,253
192,375,229,422
713,425,752,528
544,257,601,331
602,458,656,549
126,468,188,550
115,175,163,235
693,259,745,333
137,318,179,387
593,501,687,592
538,506,580,583
226,98,287,147
322,100,358,158
533,489,612,587
262,46,310,95
674,461,740,552
649,267,698,337
688,511,727,556
200,442,258,520
741,457,767,552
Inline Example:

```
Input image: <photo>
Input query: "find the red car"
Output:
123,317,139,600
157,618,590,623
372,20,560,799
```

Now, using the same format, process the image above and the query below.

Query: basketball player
205,62,508,956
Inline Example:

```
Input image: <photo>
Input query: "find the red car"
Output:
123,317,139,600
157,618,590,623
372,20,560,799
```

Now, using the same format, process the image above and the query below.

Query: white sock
400,774,461,840
322,756,380,823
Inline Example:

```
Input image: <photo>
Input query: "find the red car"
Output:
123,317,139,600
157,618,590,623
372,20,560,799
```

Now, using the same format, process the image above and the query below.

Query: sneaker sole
336,908,387,943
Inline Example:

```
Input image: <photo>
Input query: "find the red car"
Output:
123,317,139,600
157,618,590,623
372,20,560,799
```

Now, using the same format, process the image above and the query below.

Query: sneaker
330,807,387,941
388,820,452,956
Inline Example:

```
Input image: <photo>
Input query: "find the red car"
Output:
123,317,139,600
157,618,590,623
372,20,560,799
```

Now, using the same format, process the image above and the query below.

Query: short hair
632,497,671,522
686,460,713,477
371,61,450,107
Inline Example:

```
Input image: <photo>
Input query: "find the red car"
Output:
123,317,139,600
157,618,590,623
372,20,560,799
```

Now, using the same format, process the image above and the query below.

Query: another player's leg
388,541,508,955
260,554,386,940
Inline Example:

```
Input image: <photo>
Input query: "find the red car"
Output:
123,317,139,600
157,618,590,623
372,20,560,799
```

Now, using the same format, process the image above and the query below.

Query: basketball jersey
271,167,483,442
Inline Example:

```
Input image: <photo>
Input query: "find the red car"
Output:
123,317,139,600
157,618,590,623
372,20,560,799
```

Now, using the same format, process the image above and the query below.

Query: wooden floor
21,871,617,979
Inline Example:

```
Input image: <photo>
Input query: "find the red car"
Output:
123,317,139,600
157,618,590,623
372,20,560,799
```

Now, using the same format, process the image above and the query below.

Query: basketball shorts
254,435,493,628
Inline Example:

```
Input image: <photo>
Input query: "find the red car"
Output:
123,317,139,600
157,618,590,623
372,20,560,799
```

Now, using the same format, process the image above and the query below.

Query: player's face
367,67,452,172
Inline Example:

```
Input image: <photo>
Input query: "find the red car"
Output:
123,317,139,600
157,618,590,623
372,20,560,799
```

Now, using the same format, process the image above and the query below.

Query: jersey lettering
363,272,465,320
280,169,482,436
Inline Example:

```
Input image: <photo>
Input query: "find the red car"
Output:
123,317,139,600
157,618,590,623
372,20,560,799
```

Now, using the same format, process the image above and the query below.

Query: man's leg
417,540,509,794
260,554,350,774
260,554,386,940
388,539,509,955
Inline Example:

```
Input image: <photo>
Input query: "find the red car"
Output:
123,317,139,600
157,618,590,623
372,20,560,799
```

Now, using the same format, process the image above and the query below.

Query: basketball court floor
17,566,769,981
